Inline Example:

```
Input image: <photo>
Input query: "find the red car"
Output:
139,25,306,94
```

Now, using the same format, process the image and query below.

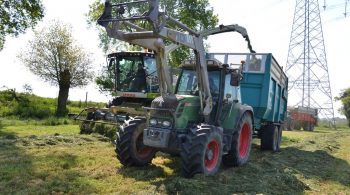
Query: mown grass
0,120,349,194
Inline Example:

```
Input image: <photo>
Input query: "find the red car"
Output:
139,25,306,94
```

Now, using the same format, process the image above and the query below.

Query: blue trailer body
208,53,288,130
240,53,288,129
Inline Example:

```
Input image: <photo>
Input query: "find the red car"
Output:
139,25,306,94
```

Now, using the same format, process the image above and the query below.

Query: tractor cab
175,58,243,125
107,51,159,95
103,51,159,120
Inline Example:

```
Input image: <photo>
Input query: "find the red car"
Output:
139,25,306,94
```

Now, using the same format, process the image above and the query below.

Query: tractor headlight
162,120,171,128
149,118,157,126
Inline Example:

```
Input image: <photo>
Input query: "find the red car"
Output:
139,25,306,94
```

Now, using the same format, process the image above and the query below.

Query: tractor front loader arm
96,0,255,122
96,0,213,119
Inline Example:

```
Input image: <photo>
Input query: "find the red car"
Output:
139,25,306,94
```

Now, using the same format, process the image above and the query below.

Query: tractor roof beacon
97,0,288,178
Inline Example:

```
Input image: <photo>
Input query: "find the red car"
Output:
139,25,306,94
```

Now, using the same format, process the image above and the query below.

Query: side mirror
230,71,241,86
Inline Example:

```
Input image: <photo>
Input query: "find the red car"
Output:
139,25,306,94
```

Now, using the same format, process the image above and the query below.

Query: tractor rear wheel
115,117,156,166
223,112,253,167
181,125,223,178
260,124,282,152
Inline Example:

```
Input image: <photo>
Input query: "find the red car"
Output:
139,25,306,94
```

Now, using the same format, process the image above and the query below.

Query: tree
22,84,33,94
0,0,44,50
335,88,350,127
18,20,94,117
87,0,218,92
95,65,115,94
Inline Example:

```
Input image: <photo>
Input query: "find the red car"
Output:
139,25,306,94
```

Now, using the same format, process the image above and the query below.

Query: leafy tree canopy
18,20,94,116
0,0,44,50
335,87,350,127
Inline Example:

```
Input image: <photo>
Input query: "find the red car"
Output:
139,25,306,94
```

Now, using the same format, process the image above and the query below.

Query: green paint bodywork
174,95,201,131
220,102,242,132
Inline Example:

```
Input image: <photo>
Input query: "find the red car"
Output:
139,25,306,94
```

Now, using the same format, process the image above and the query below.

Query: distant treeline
0,89,105,119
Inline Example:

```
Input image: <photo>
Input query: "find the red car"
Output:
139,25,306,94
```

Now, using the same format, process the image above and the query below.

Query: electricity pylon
285,0,336,127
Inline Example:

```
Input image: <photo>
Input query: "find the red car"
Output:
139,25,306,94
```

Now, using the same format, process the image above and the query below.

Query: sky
0,0,349,118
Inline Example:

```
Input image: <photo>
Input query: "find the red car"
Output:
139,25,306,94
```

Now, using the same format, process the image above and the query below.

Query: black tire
260,124,282,152
115,117,156,166
276,126,282,150
294,122,301,130
223,112,253,167
310,124,314,131
180,125,223,178
303,122,314,131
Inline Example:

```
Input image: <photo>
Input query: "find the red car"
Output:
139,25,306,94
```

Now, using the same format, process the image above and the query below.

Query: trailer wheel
223,112,253,167
303,122,314,131
260,124,281,152
181,125,223,178
294,122,301,130
115,117,156,166
310,124,315,131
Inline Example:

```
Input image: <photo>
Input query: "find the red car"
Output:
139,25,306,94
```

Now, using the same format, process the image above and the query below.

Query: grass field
0,119,349,194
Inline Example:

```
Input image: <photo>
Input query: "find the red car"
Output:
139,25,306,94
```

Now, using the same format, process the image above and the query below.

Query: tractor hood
174,95,201,130
148,95,201,131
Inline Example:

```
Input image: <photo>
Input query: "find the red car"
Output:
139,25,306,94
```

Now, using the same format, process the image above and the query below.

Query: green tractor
117,59,254,177
97,0,286,177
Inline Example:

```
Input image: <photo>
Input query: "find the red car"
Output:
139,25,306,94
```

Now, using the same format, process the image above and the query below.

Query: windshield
144,57,159,93
114,56,158,93
176,69,220,97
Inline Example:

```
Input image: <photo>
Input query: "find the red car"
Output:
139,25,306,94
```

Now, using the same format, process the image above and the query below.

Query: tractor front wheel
223,112,253,167
115,117,156,166
181,126,223,178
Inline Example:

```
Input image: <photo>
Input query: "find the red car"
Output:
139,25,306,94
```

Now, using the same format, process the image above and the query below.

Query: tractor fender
232,103,254,133
223,103,254,133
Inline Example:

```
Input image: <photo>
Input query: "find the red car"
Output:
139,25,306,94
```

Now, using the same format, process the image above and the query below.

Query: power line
323,0,349,17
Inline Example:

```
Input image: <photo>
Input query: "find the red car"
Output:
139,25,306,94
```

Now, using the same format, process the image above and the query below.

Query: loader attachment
97,0,163,32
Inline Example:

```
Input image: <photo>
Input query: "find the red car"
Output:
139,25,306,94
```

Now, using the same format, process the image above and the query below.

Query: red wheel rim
239,123,251,158
204,139,220,171
136,133,153,159
137,147,153,158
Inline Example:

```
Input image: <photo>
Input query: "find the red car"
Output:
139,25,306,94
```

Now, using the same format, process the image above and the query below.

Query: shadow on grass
115,143,350,194
0,120,17,138
0,128,97,194
276,147,350,186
